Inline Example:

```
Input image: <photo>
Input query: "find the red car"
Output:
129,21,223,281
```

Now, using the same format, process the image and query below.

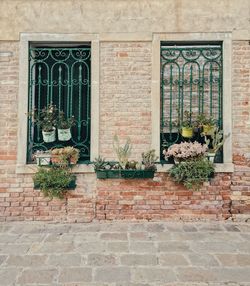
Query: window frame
17,33,99,174
151,33,233,172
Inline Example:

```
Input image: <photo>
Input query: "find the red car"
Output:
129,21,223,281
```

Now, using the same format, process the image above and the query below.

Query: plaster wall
0,0,250,41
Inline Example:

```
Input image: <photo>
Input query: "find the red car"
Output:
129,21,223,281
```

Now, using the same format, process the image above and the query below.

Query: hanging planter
33,167,77,199
58,128,72,141
181,126,193,138
203,125,215,136
57,111,75,141
42,127,56,143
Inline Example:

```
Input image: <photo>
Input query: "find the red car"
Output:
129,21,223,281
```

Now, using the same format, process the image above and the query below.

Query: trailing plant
113,135,132,169
169,158,214,190
57,111,75,129
33,167,76,199
142,149,158,171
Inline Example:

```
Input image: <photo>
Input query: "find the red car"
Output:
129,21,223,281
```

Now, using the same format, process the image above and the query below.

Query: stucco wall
0,0,250,41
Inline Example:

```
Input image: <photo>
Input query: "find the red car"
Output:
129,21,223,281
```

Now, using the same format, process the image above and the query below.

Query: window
17,34,99,172
27,43,91,163
160,42,223,163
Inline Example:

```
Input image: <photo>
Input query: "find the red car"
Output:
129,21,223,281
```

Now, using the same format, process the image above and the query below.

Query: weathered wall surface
100,42,152,160
0,0,249,221
231,41,250,219
0,0,250,41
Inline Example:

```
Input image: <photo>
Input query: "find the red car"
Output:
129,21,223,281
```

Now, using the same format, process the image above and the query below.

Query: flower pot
207,152,216,163
203,125,215,136
58,128,71,141
96,169,155,179
35,154,51,166
181,127,193,138
42,128,56,143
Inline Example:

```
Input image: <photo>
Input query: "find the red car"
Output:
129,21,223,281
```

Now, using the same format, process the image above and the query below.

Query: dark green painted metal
27,46,91,163
95,170,155,179
160,44,223,148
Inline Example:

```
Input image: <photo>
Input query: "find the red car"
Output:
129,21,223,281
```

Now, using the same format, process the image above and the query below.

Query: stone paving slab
0,221,250,286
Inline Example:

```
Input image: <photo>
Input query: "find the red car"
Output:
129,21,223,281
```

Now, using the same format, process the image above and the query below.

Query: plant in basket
57,111,75,141
197,113,217,136
28,104,58,143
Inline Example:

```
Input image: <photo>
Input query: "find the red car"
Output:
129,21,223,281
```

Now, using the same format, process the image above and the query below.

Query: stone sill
16,163,234,174
16,164,95,174
157,163,234,173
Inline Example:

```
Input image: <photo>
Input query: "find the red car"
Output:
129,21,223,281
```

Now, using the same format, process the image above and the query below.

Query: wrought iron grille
160,42,223,157
27,45,91,163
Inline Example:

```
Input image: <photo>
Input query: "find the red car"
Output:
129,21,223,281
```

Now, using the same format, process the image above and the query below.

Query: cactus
113,135,132,169
204,127,229,154
142,149,158,171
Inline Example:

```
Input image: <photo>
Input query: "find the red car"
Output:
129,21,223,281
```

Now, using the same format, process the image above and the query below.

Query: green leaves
33,167,76,199
169,158,214,191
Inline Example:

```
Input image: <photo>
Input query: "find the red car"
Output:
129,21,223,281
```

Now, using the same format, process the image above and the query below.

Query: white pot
42,128,56,143
208,152,216,163
35,154,51,166
58,128,72,141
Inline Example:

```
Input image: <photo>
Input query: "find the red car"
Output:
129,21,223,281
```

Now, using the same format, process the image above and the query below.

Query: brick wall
96,173,232,221
99,42,152,160
231,41,250,218
0,41,249,222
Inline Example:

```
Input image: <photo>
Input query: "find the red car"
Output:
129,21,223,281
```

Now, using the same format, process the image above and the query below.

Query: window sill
16,164,95,174
16,163,234,174
157,163,234,173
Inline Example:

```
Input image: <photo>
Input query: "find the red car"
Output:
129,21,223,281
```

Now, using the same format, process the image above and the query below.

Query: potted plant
113,135,132,170
94,136,157,179
29,104,58,143
168,157,214,191
33,150,51,166
33,166,76,199
51,147,80,165
165,141,214,190
163,141,208,164
197,113,217,136
204,127,229,162
57,111,75,141
181,110,194,138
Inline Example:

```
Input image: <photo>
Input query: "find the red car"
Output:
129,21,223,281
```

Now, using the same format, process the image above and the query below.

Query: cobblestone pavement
0,221,250,286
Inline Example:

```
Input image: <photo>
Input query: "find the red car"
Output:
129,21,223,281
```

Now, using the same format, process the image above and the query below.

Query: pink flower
163,141,207,161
